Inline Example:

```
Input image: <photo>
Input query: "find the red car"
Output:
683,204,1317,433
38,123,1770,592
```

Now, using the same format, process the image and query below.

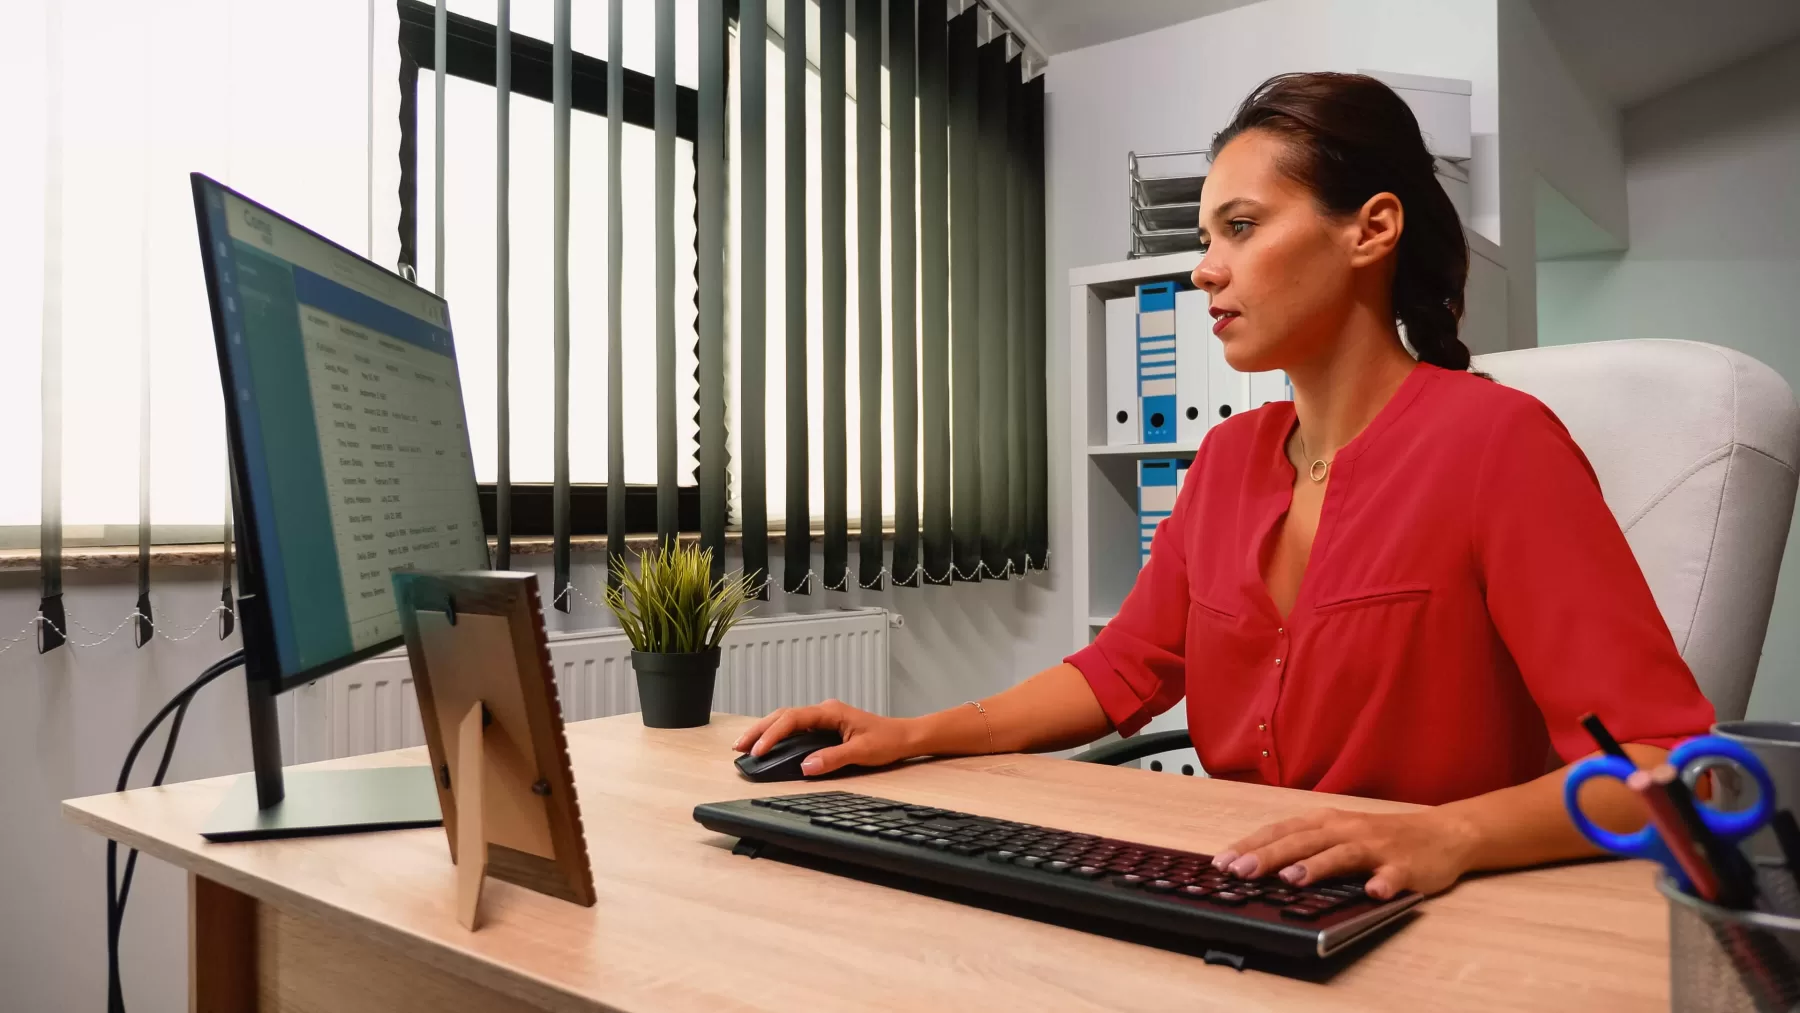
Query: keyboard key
854,824,884,836
949,843,986,856
1210,891,1248,906
904,834,931,845
928,839,954,850
1146,880,1177,894
988,850,1017,863
1281,905,1322,920
751,798,774,806
1072,866,1105,879
1014,855,1045,868
1115,874,1146,887
1180,885,1212,898
1043,861,1072,873
811,816,843,827
879,829,908,840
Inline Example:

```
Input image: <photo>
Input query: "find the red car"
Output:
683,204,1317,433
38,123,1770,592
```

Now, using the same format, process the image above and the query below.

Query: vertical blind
18,0,1048,654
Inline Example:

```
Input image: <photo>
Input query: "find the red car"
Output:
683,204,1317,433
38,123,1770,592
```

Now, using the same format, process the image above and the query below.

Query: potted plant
603,542,758,728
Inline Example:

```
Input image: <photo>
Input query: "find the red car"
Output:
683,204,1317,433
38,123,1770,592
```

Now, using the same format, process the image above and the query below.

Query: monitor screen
194,175,488,684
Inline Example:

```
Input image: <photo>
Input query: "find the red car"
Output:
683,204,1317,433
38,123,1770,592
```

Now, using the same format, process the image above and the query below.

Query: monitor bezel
191,171,488,695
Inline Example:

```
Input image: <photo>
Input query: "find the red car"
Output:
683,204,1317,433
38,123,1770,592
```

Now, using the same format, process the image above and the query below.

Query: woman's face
1190,130,1367,374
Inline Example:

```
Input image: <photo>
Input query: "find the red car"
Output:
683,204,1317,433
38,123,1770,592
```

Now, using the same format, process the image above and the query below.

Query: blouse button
1261,750,1270,758
1277,628,1284,635
1258,723,1267,731
1274,658,1283,666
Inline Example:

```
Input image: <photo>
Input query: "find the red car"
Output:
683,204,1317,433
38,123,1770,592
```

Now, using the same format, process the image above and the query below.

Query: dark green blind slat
1005,55,1027,575
946,8,979,581
550,0,572,610
1025,72,1048,569
655,0,678,546
698,0,727,574
494,0,513,571
739,0,769,597
783,0,811,594
975,36,1008,577
916,0,950,585
606,0,626,586
821,0,848,591
889,0,920,587
856,0,884,589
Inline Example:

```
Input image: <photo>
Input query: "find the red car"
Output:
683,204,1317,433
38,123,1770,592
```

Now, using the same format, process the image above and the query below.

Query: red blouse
1067,363,1715,805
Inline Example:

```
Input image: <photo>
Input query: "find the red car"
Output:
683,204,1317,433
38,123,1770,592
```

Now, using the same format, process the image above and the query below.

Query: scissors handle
1564,754,1661,857
1669,735,1776,841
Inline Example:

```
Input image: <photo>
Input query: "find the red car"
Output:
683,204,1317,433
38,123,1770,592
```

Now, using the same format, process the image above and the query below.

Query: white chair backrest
1473,339,1800,720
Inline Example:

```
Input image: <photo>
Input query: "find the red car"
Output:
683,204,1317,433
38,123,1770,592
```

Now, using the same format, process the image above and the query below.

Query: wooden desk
66,714,1669,1012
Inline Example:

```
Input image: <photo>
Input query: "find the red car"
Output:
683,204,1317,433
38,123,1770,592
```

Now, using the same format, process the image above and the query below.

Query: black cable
106,649,243,1013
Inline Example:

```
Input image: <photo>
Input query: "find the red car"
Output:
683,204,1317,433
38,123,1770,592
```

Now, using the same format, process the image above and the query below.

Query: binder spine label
1137,283,1178,443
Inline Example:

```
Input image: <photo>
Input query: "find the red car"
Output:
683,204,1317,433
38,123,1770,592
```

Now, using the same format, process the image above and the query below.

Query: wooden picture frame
393,571,595,928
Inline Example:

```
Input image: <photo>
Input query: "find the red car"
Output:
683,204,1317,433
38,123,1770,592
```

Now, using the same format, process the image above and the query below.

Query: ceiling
1529,0,1800,108
1004,0,1800,110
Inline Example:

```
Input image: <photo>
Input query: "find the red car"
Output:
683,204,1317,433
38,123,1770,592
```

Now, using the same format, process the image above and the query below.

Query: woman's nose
1192,255,1225,293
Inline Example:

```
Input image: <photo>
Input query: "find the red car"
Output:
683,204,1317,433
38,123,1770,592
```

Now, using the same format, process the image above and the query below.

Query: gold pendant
1309,459,1330,483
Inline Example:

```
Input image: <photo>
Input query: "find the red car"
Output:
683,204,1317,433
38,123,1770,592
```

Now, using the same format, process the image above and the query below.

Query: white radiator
283,608,892,763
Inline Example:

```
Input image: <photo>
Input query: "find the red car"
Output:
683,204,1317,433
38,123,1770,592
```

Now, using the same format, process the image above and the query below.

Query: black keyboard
693,790,1422,962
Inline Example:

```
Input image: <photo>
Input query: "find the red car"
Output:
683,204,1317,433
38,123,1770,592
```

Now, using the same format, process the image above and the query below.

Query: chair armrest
1069,729,1193,765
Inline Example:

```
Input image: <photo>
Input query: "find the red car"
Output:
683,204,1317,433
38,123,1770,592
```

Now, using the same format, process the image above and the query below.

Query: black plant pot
631,648,721,728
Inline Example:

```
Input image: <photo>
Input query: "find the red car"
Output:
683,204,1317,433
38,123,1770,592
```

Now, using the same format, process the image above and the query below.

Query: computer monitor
192,173,489,839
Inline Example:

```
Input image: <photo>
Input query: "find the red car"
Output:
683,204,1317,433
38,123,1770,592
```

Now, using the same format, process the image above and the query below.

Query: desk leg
189,874,258,1013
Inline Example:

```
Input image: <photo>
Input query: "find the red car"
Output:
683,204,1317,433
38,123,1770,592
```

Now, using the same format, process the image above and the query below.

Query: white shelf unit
1068,253,1209,775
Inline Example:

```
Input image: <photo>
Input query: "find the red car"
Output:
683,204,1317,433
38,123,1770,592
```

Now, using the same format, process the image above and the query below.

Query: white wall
1536,35,1800,719
0,546,1065,1013
1494,0,1629,349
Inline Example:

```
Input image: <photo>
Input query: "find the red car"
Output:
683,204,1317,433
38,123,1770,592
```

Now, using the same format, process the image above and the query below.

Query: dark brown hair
1212,72,1472,371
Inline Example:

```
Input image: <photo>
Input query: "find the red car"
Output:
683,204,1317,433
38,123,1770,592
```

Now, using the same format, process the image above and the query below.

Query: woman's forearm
900,663,1114,758
1442,743,1668,874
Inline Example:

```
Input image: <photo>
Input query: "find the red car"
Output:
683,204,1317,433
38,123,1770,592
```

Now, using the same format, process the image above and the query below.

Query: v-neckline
1248,364,1435,625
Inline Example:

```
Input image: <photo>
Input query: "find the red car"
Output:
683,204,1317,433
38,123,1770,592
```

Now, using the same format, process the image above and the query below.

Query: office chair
1074,339,1800,766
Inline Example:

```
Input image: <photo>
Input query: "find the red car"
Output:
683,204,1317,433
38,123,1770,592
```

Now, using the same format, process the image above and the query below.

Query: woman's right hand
732,700,921,776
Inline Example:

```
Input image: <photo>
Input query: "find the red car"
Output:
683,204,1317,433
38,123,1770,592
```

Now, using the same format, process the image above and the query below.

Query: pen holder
1661,862,1800,1012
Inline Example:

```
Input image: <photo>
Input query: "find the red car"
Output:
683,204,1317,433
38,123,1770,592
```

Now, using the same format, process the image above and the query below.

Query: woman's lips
1211,311,1240,336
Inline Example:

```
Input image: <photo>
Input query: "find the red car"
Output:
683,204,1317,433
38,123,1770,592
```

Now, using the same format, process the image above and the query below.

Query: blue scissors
1564,734,1775,893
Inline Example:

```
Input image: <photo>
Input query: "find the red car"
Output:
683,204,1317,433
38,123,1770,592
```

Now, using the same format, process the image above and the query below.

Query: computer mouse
735,728,845,783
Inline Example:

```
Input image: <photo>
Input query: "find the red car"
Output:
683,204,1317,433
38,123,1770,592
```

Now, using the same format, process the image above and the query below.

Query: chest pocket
1312,582,1431,616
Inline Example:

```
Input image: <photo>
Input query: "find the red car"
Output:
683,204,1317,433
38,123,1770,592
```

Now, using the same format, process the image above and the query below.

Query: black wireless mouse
735,728,845,783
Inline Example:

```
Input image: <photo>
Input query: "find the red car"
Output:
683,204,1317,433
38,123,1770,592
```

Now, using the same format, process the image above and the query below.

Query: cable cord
106,649,244,1013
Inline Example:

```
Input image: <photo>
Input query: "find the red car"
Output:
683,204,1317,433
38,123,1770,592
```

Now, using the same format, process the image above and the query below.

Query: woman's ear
1348,191,1404,268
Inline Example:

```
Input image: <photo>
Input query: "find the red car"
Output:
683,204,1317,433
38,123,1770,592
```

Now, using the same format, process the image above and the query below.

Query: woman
734,72,1714,901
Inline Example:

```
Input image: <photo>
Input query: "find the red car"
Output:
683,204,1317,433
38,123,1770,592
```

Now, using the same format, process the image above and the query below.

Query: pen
1772,810,1800,882
1655,763,1756,909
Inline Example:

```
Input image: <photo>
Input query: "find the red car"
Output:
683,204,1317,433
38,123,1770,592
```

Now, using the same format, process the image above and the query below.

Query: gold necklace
1297,431,1331,483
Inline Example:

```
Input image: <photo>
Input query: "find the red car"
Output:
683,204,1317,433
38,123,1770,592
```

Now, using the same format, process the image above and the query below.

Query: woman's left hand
1210,808,1481,900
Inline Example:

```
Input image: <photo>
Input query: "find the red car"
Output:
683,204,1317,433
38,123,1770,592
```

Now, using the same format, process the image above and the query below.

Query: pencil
1654,763,1755,909
1626,768,1721,901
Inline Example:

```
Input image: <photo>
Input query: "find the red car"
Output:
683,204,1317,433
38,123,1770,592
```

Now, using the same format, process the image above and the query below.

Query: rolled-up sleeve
1474,400,1716,759
1065,451,1199,737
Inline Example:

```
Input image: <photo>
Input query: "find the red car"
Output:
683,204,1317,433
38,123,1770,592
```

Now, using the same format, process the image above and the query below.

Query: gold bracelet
965,700,996,753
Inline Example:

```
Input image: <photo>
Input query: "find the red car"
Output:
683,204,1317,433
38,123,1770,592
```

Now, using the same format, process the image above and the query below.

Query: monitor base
200,765,442,842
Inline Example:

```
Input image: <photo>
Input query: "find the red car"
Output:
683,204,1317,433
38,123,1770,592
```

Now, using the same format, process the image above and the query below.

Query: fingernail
800,757,822,775
1280,864,1305,884
1212,851,1238,870
1228,855,1259,878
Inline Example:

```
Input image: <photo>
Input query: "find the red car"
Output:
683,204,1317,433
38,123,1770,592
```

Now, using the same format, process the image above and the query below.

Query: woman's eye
1229,219,1253,237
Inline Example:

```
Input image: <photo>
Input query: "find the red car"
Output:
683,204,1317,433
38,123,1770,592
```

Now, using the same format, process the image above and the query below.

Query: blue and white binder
1248,370,1294,408
1105,297,1137,446
1137,282,1178,443
1137,457,1190,569
1174,288,1210,445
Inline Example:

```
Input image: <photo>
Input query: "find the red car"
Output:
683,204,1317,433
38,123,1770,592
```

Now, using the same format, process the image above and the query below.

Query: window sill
0,528,898,572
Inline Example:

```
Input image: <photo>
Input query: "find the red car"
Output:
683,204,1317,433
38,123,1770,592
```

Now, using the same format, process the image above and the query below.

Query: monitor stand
201,667,443,842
